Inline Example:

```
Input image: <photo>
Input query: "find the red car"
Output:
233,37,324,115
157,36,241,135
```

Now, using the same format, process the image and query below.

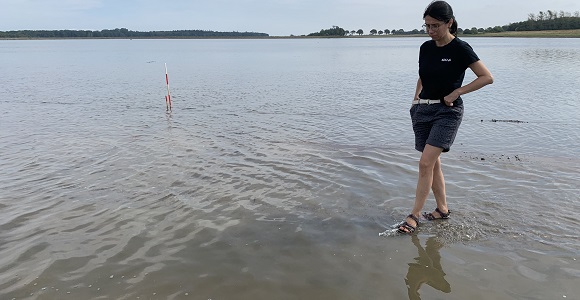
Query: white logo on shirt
441,58,452,62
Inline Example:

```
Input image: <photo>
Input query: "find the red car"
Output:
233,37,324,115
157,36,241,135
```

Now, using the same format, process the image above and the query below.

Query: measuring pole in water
164,63,172,111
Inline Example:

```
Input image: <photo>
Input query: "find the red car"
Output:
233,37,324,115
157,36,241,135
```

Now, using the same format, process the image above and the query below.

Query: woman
398,1,494,234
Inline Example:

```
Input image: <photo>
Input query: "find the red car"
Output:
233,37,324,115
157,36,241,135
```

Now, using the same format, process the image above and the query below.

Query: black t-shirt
418,38,480,102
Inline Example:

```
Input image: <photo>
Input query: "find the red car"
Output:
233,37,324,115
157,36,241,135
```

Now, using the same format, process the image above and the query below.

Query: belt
412,99,441,105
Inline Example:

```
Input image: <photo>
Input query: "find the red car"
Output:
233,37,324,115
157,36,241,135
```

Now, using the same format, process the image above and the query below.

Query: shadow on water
405,235,451,300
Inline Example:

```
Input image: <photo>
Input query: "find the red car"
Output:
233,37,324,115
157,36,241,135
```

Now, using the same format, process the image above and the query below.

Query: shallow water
1,38,579,299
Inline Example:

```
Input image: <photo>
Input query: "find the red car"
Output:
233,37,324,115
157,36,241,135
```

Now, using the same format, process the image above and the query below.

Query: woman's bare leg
430,157,449,216
400,144,443,232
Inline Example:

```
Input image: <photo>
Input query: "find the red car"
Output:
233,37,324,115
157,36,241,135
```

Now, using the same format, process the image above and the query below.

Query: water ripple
1,38,579,299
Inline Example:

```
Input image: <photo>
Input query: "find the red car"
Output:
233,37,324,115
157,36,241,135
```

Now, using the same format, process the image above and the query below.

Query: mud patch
458,152,523,162
481,119,528,123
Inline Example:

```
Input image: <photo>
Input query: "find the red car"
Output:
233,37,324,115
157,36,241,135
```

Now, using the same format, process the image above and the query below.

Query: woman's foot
397,214,419,234
422,207,450,220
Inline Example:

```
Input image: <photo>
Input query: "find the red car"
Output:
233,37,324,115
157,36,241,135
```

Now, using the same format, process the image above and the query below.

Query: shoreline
1,29,580,40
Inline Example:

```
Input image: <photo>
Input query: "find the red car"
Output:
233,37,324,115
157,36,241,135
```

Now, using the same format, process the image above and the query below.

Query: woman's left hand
443,90,460,106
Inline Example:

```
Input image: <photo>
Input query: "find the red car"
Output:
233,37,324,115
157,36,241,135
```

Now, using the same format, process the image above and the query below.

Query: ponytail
450,19,458,36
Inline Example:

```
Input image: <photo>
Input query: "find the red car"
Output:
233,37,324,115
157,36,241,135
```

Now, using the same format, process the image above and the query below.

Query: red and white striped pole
165,63,172,111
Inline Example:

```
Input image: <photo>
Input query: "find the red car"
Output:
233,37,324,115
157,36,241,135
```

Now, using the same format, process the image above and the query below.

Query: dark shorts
410,102,464,152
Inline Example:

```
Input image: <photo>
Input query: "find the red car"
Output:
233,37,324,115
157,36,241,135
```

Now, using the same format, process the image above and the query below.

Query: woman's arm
443,60,494,106
414,78,423,101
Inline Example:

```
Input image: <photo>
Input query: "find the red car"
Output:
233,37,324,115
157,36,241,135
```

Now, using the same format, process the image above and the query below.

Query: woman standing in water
398,1,494,234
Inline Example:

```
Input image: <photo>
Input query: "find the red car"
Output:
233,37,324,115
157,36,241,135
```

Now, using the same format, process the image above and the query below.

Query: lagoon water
1,37,579,299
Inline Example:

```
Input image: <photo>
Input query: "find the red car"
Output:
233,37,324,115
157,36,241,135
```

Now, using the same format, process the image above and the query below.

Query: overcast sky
2,0,580,36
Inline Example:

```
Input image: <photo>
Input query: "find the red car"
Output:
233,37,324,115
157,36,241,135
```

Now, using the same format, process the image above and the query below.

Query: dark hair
423,1,458,36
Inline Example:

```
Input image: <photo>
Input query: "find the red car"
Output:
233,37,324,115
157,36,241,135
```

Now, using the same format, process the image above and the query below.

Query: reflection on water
405,236,451,300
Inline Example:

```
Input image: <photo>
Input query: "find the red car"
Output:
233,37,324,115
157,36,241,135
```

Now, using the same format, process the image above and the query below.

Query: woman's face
424,15,450,40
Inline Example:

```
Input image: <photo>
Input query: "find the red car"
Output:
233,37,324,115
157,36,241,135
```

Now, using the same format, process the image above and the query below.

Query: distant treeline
309,10,580,36
307,26,346,37
504,10,580,31
0,28,269,39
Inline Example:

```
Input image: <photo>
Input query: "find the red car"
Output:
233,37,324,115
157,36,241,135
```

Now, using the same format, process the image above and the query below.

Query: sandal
397,214,419,234
422,207,450,220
